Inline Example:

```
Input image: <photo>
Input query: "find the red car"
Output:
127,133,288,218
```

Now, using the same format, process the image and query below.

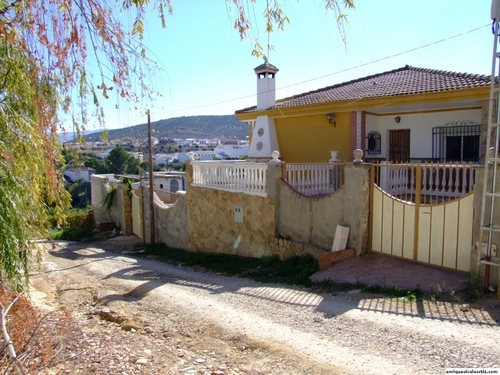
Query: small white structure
64,167,96,183
152,172,186,192
214,141,249,159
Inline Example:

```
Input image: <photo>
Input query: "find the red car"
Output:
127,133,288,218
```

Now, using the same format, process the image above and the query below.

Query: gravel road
28,238,500,375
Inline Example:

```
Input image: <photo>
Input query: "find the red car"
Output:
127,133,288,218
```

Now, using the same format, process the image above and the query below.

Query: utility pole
147,110,155,244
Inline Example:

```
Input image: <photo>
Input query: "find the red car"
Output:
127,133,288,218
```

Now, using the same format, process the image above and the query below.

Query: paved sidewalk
310,252,470,293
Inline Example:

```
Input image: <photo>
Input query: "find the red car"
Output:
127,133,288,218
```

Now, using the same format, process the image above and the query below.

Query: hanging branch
0,297,28,375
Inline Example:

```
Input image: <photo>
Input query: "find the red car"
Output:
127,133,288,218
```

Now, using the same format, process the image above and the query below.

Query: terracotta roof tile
235,65,492,114
254,62,279,73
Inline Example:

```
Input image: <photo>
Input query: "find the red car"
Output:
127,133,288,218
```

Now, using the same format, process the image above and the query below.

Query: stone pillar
142,181,152,244
342,163,371,256
117,183,133,235
266,159,281,237
185,160,193,189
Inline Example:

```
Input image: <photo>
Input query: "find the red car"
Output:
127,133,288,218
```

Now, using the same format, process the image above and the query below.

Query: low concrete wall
91,174,132,234
277,183,345,250
91,174,115,225
277,163,371,256
155,192,189,249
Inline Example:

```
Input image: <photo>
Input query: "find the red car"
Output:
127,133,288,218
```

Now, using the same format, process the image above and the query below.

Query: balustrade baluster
247,167,251,192
313,165,318,196
298,165,304,194
306,164,310,195
451,166,458,194
314,164,318,195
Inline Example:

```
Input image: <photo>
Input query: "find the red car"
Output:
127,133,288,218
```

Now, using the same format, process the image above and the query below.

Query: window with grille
366,131,381,154
432,121,481,163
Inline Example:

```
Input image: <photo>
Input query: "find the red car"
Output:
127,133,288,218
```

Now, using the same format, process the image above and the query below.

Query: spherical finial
187,152,195,161
271,150,281,163
353,149,364,163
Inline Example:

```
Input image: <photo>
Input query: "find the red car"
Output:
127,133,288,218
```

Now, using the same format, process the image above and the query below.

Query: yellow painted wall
274,112,351,162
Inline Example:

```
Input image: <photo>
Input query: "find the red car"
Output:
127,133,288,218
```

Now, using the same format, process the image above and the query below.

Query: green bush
64,207,94,230
49,207,95,242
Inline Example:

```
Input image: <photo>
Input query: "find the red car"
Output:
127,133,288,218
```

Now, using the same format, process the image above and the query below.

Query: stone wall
92,161,371,260
184,160,277,258
117,184,133,235
185,187,276,257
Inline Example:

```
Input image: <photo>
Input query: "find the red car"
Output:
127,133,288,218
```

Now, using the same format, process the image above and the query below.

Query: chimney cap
254,61,279,74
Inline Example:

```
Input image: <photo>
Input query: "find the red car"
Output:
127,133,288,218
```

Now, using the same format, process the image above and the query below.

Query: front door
389,129,410,162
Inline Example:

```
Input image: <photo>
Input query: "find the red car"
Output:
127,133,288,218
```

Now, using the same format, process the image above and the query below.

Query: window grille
432,121,481,163
366,131,381,154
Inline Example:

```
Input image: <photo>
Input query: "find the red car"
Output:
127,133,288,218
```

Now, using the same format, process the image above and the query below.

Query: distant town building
152,172,186,192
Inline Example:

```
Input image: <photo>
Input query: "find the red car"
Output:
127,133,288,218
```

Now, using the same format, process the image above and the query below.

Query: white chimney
254,58,279,111
248,58,280,160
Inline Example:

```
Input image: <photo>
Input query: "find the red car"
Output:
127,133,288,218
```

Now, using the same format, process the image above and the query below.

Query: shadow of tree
39,240,500,327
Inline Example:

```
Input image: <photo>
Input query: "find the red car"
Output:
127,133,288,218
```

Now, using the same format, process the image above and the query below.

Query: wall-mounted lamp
394,116,401,123
326,113,336,127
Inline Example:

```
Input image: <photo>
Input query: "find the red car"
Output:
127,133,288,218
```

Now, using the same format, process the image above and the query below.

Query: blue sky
92,0,493,130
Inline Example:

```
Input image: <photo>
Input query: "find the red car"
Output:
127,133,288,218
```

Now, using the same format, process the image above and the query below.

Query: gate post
413,165,422,262
343,162,371,256
117,182,133,235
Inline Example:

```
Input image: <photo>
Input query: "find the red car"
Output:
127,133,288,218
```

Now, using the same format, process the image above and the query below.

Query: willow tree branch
0,297,28,375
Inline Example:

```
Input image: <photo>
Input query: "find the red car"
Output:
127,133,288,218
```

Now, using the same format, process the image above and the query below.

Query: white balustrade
377,162,477,202
191,160,268,196
283,162,343,197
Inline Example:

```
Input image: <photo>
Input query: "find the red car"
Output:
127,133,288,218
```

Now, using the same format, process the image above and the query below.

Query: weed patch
141,244,319,287
50,228,96,242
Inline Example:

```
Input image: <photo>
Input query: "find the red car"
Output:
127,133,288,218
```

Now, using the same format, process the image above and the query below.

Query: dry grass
0,285,76,373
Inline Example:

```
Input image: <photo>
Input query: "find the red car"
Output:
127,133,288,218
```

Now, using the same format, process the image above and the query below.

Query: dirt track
28,237,500,374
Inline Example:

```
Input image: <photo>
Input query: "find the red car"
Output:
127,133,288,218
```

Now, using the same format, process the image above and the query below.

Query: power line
152,23,490,116
280,24,491,91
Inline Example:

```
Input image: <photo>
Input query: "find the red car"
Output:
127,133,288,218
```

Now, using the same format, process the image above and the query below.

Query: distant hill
59,128,103,142
83,115,248,142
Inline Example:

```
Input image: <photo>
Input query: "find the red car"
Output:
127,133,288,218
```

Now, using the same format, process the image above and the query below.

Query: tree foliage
0,0,353,291
106,145,142,175
66,179,91,209
0,40,70,291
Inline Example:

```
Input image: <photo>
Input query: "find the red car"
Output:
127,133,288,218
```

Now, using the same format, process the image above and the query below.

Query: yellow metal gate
370,163,477,272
